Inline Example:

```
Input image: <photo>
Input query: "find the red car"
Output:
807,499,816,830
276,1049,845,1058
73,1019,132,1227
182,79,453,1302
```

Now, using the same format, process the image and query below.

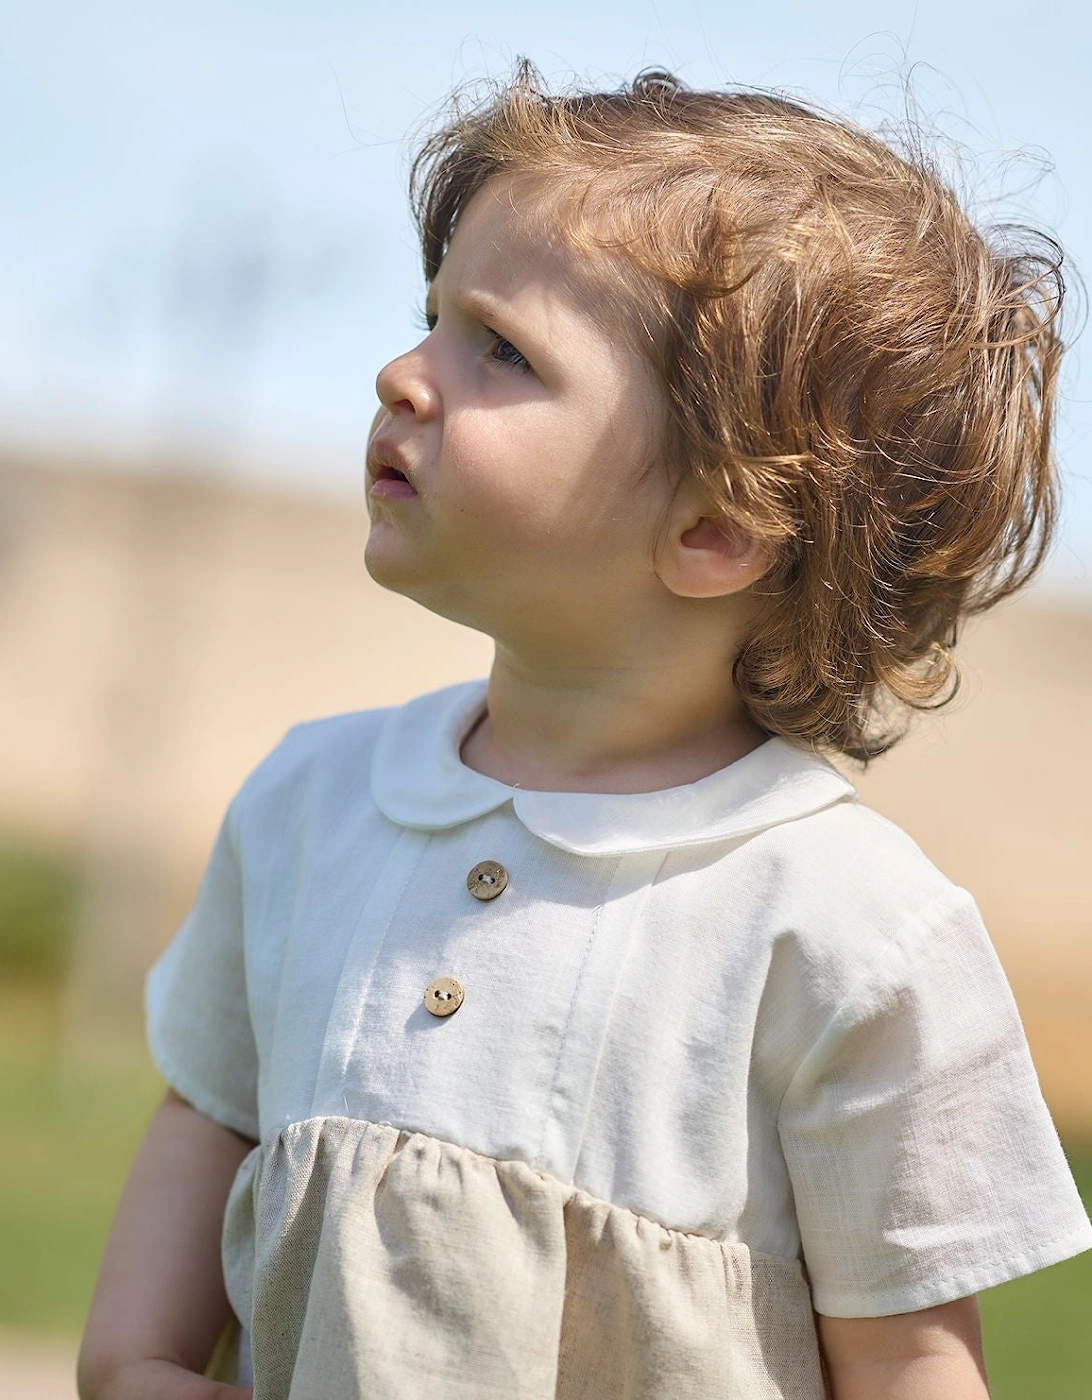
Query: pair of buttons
423,860,509,1017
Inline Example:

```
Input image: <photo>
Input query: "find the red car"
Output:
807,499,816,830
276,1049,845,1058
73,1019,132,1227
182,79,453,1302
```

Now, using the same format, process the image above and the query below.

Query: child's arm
816,1296,990,1399
78,1088,257,1400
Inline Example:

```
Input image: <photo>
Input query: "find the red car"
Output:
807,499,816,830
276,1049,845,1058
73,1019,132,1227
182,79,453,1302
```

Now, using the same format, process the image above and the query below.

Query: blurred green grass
0,839,80,985
0,990,162,1334
1,986,1089,1396
979,1148,1092,1397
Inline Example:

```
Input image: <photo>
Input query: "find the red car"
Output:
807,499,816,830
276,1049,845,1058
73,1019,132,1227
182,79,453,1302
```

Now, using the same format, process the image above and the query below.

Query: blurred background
1,3,1089,1395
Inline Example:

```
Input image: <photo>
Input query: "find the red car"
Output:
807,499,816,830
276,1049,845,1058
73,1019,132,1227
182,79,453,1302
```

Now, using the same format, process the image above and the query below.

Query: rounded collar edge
369,680,857,852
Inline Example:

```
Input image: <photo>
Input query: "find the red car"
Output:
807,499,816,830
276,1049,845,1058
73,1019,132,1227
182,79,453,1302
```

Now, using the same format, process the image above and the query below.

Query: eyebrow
424,284,512,330
424,282,557,374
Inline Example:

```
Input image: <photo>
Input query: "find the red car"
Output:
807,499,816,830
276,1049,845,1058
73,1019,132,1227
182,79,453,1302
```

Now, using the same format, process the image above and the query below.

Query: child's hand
87,1358,252,1399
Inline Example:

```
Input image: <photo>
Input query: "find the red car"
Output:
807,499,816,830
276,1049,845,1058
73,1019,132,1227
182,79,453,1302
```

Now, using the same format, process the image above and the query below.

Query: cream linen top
146,679,1092,1400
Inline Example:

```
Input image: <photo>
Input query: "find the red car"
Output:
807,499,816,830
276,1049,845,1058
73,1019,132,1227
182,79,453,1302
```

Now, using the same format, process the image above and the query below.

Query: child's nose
375,345,439,421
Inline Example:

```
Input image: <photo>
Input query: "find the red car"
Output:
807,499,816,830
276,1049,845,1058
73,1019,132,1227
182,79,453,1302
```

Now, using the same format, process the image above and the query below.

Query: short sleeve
145,800,260,1140
779,889,1092,1317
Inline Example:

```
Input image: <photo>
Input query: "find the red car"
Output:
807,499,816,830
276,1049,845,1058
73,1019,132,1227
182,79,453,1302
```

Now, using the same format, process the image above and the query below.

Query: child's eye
413,303,529,373
486,329,531,373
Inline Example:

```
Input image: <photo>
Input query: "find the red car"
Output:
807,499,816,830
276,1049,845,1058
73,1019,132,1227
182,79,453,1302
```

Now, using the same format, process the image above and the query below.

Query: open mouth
369,458,418,499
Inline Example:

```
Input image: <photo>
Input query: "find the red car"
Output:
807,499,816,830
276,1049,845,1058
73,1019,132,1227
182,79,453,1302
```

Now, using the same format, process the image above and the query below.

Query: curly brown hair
409,63,1064,761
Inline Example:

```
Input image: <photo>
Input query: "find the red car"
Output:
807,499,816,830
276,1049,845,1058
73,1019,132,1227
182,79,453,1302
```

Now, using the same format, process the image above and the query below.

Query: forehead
435,179,571,292
433,175,648,343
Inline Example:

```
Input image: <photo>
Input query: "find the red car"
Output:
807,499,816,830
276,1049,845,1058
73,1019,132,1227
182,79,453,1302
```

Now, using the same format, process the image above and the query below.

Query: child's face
365,178,678,654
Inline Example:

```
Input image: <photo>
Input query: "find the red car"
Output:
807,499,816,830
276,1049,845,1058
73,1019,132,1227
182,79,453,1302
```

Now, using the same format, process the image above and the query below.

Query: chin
363,541,419,598
364,542,447,608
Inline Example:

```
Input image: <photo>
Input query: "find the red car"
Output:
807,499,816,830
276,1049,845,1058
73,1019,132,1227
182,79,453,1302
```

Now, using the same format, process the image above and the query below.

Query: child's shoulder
243,706,388,795
752,791,988,996
228,680,480,817
768,791,955,899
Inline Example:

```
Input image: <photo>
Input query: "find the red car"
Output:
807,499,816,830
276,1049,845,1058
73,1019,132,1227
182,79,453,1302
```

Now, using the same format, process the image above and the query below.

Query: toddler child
79,65,1092,1400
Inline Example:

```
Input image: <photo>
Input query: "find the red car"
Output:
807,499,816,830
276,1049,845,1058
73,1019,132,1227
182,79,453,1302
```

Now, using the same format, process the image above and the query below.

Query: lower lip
369,477,418,500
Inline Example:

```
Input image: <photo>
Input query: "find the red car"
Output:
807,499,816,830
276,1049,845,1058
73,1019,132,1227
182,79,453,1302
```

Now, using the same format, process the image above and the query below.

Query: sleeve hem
148,1034,261,1143
811,1221,1092,1317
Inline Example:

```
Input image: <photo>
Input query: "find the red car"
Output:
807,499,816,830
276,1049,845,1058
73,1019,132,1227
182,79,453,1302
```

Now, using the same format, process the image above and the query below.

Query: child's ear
656,482,771,600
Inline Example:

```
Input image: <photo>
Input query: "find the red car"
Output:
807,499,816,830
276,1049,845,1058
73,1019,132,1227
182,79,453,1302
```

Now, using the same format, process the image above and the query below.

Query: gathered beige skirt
216,1117,827,1399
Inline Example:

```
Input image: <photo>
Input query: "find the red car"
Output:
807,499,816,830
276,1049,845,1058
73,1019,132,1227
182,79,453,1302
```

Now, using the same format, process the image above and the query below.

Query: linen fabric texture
146,680,1092,1399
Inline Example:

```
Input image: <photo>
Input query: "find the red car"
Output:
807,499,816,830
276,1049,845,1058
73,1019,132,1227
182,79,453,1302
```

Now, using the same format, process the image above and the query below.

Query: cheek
440,400,661,547
442,415,579,524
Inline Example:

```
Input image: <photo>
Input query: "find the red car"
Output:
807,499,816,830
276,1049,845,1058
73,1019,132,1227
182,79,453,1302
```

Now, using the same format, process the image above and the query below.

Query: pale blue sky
2,1,1090,593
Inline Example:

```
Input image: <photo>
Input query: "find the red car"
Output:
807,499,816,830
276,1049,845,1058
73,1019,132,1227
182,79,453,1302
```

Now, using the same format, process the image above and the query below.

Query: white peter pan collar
370,680,856,856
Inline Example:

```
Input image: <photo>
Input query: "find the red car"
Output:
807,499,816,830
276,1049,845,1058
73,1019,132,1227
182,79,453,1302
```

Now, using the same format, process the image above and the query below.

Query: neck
459,645,768,795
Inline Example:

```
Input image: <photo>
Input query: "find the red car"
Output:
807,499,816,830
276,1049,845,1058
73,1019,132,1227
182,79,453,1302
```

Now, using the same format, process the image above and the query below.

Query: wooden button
467,860,508,901
423,977,464,1017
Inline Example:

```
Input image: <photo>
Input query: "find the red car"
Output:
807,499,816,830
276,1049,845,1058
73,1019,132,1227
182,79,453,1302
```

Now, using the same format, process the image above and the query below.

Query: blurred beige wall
0,458,492,866
1,456,1089,1130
